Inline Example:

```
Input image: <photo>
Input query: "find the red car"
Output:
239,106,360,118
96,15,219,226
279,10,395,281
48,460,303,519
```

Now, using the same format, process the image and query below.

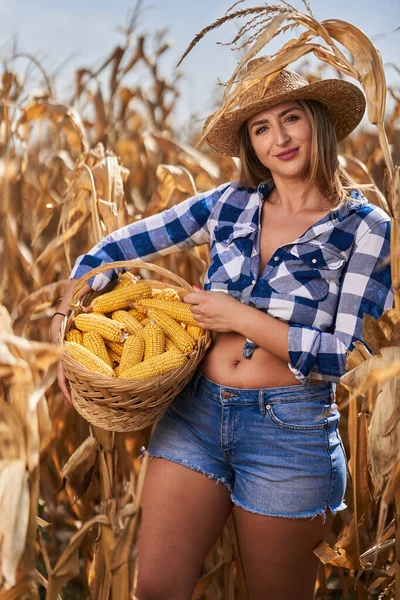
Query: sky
1,0,399,137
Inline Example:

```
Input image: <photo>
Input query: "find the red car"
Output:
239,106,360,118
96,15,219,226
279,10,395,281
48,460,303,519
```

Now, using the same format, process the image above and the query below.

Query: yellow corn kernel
186,324,204,340
66,329,83,344
136,299,198,325
119,350,187,380
118,334,145,376
152,287,181,301
140,317,151,327
128,306,148,321
165,337,184,355
111,310,143,336
64,342,115,377
108,349,121,366
147,309,195,354
90,281,152,313
105,339,124,358
82,331,113,368
74,313,125,342
143,322,166,361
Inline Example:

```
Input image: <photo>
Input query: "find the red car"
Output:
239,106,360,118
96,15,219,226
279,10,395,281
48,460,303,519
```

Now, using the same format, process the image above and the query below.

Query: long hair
238,99,375,210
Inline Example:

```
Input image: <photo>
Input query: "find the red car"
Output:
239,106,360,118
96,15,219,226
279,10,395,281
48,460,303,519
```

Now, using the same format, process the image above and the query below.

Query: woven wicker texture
203,56,366,157
61,259,211,432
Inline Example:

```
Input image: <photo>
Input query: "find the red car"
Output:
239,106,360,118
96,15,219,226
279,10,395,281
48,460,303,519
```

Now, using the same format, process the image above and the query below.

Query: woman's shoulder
346,188,390,225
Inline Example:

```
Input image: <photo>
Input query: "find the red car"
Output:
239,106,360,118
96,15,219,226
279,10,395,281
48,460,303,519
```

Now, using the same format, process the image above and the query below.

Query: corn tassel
119,350,187,380
90,280,152,313
118,335,145,376
65,342,115,377
111,310,143,335
147,309,195,354
82,332,113,368
143,322,166,360
75,313,125,342
136,298,198,325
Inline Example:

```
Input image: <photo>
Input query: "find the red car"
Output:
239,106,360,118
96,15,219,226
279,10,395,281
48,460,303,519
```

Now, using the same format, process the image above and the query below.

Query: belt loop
190,370,202,396
259,389,266,414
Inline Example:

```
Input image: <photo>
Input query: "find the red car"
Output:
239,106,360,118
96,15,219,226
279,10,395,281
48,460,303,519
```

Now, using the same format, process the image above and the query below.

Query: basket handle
71,259,195,303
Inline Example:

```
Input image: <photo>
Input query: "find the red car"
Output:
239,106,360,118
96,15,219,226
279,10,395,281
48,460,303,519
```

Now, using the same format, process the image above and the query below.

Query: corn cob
111,310,143,336
66,329,83,344
140,317,151,327
105,339,124,357
165,337,184,355
147,309,195,354
108,349,121,366
90,281,152,313
152,287,180,301
128,306,148,320
65,342,115,377
114,365,121,376
143,322,166,361
82,331,113,368
120,350,187,380
186,324,204,339
75,313,125,342
136,299,198,325
118,334,145,376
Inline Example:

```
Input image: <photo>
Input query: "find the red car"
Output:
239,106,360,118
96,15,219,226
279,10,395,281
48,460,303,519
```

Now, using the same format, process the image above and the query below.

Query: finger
183,292,202,304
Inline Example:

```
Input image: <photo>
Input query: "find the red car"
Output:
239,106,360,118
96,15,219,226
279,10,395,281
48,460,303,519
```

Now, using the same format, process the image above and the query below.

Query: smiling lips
276,147,299,160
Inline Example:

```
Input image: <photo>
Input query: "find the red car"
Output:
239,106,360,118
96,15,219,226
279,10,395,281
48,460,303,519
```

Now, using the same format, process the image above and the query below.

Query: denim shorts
144,370,349,522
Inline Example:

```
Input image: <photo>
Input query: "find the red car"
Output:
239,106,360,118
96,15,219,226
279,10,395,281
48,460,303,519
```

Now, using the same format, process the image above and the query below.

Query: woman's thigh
135,456,233,600
233,506,335,600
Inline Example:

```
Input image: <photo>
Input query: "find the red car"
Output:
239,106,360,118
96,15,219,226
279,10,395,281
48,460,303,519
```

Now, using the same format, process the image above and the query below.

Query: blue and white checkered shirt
70,179,393,385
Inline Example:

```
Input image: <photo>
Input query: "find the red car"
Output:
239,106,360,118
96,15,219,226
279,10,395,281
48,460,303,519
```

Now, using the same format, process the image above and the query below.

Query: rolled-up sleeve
287,218,393,383
69,182,230,290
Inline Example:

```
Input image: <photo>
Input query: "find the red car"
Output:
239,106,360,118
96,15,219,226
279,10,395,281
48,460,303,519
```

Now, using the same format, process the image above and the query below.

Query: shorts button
312,258,317,264
273,256,279,261
252,279,256,284
266,404,271,410
222,391,231,399
324,422,329,429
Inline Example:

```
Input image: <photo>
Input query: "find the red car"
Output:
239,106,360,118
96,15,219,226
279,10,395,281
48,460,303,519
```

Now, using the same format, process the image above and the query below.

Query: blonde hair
239,99,374,211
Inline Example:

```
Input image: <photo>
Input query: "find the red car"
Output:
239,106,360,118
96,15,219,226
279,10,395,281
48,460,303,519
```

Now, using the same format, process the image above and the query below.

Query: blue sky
1,0,399,134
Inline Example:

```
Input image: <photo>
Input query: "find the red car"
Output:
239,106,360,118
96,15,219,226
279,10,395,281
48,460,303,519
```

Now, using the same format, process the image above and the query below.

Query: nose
273,122,290,146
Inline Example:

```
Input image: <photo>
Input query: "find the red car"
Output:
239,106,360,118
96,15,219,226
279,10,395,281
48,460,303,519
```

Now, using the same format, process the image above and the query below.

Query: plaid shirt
70,179,393,385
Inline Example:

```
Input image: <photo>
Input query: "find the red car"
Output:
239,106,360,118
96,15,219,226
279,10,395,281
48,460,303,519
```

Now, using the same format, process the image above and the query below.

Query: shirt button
273,256,279,261
312,258,317,264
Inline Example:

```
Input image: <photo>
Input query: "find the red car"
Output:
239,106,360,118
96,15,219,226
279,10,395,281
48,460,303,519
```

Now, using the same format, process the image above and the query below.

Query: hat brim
203,79,366,157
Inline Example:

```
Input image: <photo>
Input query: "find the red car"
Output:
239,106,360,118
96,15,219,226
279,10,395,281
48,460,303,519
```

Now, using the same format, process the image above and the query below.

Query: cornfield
0,0,399,598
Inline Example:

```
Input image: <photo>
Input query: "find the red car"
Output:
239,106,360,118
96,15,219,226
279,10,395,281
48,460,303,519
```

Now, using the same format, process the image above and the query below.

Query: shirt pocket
210,223,256,282
268,242,346,301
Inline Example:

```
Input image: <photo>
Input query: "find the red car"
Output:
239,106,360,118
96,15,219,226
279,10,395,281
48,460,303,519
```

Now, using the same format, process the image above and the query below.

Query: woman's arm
70,182,231,291
184,218,393,383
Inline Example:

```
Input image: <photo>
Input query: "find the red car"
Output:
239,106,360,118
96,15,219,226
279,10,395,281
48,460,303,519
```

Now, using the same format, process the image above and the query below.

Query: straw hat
203,56,366,157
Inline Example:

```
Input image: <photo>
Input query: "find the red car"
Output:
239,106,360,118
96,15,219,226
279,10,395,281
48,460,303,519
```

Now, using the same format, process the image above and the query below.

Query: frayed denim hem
230,495,348,524
146,452,234,494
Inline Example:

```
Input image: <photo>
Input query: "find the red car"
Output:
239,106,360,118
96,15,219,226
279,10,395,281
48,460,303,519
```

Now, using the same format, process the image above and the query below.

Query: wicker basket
60,259,211,432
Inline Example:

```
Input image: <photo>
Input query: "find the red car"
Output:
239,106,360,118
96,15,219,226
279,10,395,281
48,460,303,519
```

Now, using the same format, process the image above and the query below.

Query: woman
51,58,393,599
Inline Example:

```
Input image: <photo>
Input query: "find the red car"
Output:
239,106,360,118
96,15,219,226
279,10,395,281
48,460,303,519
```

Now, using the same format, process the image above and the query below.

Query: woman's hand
183,290,244,333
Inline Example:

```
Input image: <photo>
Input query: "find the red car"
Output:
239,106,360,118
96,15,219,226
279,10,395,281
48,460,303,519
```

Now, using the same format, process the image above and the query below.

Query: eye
285,115,299,123
255,125,268,135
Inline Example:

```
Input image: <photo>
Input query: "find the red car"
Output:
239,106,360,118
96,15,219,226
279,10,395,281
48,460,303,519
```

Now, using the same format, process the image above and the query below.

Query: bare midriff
199,331,315,389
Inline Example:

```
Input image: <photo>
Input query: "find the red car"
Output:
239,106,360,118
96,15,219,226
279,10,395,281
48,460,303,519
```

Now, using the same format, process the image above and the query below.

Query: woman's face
247,100,312,181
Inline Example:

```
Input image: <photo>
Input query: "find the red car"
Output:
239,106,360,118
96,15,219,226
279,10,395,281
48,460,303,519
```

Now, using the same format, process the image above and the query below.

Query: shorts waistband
191,370,333,406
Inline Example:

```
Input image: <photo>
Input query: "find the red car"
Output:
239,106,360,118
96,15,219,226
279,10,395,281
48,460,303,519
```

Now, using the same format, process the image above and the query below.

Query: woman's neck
268,180,331,213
